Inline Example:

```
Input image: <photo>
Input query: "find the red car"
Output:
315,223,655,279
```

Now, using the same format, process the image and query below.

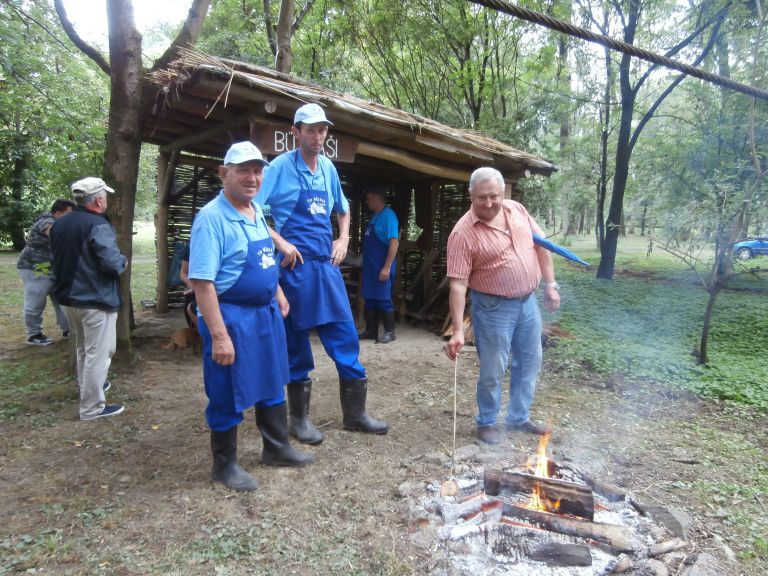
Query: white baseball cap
294,103,333,126
223,141,270,166
71,177,114,197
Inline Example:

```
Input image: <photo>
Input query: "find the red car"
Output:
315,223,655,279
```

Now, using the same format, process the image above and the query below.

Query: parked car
733,236,768,259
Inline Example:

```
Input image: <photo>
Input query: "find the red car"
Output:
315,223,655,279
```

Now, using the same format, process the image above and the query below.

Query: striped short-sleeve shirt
446,200,543,298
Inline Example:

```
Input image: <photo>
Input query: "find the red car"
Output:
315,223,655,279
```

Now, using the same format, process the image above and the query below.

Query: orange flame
525,432,561,513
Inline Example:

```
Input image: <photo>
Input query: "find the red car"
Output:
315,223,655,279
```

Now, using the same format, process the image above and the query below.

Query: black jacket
50,206,127,311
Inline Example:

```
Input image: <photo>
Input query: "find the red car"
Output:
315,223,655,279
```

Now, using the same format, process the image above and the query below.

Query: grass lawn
545,233,768,408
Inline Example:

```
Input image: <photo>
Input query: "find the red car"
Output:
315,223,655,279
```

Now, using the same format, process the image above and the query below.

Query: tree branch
628,12,724,153
292,0,318,34
3,0,74,53
151,0,212,73
53,0,110,75
264,0,277,56
635,3,731,91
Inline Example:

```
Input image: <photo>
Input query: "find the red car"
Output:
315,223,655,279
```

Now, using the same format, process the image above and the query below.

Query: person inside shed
257,102,389,446
178,240,197,329
189,141,314,493
358,185,399,344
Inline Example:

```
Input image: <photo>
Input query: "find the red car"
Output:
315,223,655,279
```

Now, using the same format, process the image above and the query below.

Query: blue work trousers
284,319,367,382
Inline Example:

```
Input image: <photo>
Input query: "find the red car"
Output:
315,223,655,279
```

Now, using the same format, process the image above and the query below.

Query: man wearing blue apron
190,141,314,492
358,186,400,344
258,103,389,445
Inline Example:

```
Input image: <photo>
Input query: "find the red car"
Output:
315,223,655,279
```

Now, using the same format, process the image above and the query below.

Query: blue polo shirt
189,190,271,295
257,150,349,232
369,207,399,244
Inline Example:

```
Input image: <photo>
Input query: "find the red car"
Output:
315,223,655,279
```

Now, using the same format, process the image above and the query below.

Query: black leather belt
477,290,533,302
506,292,533,302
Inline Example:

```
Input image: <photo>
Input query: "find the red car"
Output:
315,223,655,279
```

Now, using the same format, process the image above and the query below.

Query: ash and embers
402,451,720,576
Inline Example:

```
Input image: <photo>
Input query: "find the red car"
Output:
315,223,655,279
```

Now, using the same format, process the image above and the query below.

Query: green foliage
547,244,768,408
0,528,69,573
0,1,108,244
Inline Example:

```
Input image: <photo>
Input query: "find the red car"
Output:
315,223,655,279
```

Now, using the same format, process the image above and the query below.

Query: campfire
405,433,706,575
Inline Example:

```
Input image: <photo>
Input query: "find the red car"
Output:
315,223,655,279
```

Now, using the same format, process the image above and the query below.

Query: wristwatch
544,282,560,290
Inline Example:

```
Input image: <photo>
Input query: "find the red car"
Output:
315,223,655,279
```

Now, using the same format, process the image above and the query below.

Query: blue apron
278,151,353,332
362,212,396,302
199,222,288,418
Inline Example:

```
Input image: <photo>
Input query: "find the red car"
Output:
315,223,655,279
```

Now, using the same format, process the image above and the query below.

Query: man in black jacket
51,177,127,421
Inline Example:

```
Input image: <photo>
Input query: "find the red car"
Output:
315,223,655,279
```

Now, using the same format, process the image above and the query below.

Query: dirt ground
1,305,765,575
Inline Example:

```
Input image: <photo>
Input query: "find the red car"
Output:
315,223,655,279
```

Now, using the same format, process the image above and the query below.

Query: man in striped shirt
444,167,560,445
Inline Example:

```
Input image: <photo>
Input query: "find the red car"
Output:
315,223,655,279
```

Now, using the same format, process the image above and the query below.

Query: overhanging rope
469,0,768,101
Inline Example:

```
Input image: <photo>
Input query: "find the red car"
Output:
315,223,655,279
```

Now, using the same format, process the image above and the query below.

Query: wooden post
155,150,175,313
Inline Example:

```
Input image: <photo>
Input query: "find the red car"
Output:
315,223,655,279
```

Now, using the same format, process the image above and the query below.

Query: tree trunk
557,0,572,238
596,5,612,252
597,104,633,280
55,0,211,350
275,0,294,73
698,284,721,364
104,0,145,351
9,134,30,251
597,0,638,280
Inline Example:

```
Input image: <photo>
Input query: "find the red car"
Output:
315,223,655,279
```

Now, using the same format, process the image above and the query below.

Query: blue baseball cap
294,103,333,126
223,141,270,166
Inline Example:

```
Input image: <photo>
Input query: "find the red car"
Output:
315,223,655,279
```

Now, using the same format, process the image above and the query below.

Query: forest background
1,0,766,396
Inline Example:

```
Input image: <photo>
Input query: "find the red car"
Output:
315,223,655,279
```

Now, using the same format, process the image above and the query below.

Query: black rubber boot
339,378,389,434
376,310,396,344
287,379,324,445
256,403,315,467
210,427,258,492
357,309,379,340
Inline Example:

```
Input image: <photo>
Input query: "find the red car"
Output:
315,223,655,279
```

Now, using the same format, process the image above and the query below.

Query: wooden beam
159,110,265,153
178,155,223,169
357,141,471,182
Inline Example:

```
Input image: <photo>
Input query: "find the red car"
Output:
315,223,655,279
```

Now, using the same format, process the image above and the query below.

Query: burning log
484,468,595,521
500,501,639,553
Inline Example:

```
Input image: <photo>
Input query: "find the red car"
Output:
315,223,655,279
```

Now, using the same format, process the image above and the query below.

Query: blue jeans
470,290,543,428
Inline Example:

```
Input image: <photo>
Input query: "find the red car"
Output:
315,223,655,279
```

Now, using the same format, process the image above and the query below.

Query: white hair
75,191,106,207
469,167,505,194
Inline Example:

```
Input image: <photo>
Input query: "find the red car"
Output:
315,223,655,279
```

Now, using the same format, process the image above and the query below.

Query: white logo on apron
308,200,326,215
259,249,276,269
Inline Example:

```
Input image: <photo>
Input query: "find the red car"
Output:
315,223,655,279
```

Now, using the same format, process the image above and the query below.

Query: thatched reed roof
145,49,556,182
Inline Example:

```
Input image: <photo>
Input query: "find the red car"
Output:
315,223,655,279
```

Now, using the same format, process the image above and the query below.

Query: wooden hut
144,50,556,324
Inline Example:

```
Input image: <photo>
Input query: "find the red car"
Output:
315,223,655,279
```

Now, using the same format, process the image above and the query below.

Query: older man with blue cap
258,103,389,446
189,141,314,492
